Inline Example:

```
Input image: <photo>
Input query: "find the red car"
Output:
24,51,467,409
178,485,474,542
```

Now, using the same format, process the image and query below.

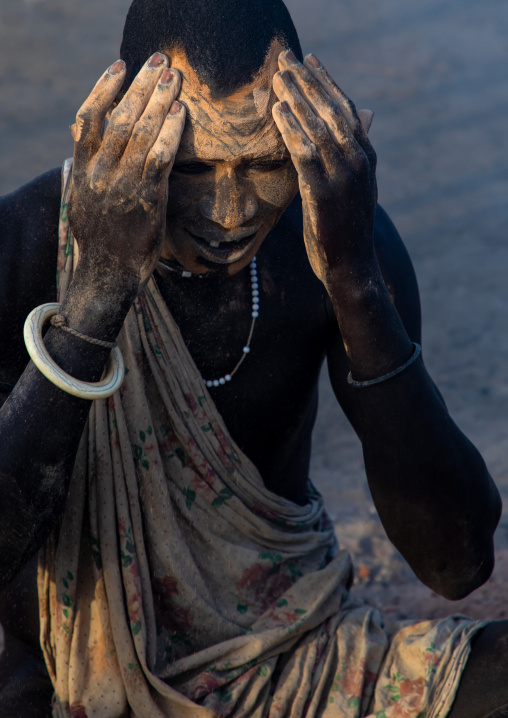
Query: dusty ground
1,0,508,624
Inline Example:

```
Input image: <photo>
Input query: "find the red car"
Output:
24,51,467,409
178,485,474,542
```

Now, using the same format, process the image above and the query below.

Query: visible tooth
210,240,220,248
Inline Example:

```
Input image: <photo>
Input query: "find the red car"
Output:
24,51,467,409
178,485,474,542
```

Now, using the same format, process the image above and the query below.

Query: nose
199,169,258,230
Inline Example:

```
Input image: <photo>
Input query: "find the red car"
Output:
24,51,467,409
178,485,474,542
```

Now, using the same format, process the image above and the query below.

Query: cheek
253,165,299,211
165,176,208,218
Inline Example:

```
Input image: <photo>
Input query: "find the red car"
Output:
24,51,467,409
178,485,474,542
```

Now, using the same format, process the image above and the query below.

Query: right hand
68,53,185,288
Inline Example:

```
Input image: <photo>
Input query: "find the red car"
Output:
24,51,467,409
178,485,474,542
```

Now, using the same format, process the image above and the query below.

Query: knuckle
130,120,147,143
350,150,371,177
125,77,147,101
299,141,318,164
75,106,94,129
108,120,131,139
151,138,172,156
89,160,114,191
109,104,128,124
366,145,377,168
127,76,143,96
139,183,159,206
147,148,173,177
146,149,164,167
76,99,94,119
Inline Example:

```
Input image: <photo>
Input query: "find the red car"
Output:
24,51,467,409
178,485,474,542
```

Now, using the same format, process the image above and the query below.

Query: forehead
169,41,287,161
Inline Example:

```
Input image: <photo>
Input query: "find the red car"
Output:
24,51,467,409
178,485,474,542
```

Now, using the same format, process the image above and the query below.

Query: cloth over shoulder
38,160,488,718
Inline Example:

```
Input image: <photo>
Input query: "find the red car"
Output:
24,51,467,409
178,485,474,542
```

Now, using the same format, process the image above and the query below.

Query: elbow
423,469,501,601
440,560,494,602
418,540,496,601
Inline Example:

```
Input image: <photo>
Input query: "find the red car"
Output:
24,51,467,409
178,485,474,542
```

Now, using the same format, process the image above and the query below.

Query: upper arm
0,168,61,389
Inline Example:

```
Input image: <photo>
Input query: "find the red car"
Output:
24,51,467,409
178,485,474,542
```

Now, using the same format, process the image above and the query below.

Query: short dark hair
120,0,302,98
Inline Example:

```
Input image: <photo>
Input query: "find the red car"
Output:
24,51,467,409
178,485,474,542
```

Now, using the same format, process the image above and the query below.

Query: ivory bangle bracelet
24,303,124,400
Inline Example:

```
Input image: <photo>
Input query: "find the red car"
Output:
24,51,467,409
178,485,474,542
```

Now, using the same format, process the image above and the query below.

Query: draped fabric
38,159,486,718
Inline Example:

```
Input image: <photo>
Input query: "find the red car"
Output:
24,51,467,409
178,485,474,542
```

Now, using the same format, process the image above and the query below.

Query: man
0,0,507,715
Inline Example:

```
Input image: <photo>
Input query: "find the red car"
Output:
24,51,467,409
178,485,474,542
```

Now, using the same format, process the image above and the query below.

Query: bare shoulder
0,168,61,388
373,205,421,342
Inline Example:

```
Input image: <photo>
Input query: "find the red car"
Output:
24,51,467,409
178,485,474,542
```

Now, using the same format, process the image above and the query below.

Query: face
162,41,299,275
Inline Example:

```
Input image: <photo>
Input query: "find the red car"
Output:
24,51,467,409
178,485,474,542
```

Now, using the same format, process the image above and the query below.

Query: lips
186,229,259,264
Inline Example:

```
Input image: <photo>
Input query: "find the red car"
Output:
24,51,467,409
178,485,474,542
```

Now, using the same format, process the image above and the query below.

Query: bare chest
154,249,330,501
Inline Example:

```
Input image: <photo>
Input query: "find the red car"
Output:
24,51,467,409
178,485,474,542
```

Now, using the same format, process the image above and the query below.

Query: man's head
120,0,302,274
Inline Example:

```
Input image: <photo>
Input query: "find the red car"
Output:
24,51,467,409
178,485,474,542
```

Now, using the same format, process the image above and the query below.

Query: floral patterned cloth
38,160,488,718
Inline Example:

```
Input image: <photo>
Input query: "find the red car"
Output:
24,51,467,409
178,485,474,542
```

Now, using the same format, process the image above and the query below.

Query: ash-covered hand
68,53,185,288
272,50,376,287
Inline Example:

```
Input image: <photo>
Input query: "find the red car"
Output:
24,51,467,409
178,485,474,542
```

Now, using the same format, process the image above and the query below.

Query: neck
157,256,202,279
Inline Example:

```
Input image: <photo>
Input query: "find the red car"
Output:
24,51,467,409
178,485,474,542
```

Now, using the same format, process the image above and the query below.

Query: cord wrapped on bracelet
50,313,117,349
347,342,422,388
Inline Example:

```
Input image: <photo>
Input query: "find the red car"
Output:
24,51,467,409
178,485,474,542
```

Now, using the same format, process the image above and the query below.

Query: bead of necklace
156,255,260,388
203,257,259,388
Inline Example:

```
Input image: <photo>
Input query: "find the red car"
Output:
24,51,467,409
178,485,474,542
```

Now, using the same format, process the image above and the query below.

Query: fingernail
108,60,125,75
160,69,174,84
286,50,297,62
148,52,166,67
281,71,292,85
170,101,181,114
279,101,291,114
307,54,321,68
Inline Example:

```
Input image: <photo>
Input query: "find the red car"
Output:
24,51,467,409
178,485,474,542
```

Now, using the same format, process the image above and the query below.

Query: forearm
327,261,501,598
326,256,414,380
274,42,501,598
360,363,500,598
0,269,137,587
0,52,183,586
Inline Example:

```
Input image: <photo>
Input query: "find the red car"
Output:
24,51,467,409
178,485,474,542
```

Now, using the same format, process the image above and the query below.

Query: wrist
323,259,385,311
59,264,139,343
324,261,415,380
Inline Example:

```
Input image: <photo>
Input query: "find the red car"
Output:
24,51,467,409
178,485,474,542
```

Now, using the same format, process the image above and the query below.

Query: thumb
358,109,374,134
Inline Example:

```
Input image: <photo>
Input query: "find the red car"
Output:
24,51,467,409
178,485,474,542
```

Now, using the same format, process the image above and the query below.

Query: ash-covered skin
160,42,374,280
1,29,507,717
272,50,378,289
67,41,376,287
162,40,299,275
67,52,186,315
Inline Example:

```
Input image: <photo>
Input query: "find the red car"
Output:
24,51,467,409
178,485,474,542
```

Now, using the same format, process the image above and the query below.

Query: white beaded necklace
157,256,260,388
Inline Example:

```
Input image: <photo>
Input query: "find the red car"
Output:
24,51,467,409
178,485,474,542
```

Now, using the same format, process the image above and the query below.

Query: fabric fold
38,159,486,718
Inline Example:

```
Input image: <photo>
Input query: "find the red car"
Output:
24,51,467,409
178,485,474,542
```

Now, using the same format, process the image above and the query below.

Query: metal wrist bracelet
347,342,422,388
24,303,124,400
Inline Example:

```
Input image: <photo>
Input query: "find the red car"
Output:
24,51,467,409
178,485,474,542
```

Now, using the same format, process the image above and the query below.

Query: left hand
272,50,377,286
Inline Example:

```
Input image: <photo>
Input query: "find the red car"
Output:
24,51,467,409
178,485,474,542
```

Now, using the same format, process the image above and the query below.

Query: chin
164,226,271,276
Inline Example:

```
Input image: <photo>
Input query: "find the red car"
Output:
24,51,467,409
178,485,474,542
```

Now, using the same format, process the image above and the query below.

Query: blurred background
1,0,508,620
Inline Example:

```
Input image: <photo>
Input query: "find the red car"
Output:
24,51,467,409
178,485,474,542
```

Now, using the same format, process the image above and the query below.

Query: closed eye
172,161,214,175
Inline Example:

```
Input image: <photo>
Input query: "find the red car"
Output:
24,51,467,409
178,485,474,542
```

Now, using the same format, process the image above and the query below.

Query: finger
272,101,320,177
276,53,358,156
98,52,168,173
302,53,371,150
273,70,343,165
143,101,187,186
72,60,126,168
120,69,182,175
358,109,374,135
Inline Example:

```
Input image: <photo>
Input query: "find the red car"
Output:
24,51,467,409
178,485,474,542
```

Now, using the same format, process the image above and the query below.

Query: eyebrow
243,152,290,162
